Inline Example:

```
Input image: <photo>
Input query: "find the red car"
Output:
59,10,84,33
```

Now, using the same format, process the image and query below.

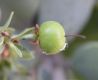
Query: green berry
39,21,67,55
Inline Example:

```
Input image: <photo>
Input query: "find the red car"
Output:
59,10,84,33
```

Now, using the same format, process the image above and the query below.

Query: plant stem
4,12,14,28
65,34,86,39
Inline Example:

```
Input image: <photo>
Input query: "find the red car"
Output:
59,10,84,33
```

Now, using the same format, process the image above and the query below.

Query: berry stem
65,34,86,39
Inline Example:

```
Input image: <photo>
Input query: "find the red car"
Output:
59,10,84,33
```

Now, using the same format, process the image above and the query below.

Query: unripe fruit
39,21,67,54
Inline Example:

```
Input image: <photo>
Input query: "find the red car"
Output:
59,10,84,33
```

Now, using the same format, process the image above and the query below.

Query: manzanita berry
39,21,67,54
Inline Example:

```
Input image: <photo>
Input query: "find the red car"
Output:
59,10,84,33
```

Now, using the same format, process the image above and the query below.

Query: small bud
1,32,9,37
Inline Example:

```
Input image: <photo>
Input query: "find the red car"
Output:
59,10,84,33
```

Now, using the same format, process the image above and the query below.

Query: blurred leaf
0,74,7,80
72,42,98,80
67,70,84,80
0,61,4,71
15,44,34,60
2,60,12,69
15,64,30,76
0,59,11,71
63,7,98,57
8,42,22,57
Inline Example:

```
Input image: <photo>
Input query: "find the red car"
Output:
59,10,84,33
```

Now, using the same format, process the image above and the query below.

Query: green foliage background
64,5,98,80
64,6,98,57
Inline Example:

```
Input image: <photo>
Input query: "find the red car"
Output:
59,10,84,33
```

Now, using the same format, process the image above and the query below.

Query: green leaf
12,27,35,40
72,42,98,80
15,44,34,60
8,42,22,57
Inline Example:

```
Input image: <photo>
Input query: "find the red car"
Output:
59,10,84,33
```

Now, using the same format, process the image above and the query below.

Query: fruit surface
39,21,66,54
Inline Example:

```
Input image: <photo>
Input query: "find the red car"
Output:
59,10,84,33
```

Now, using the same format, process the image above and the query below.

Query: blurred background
0,0,98,80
